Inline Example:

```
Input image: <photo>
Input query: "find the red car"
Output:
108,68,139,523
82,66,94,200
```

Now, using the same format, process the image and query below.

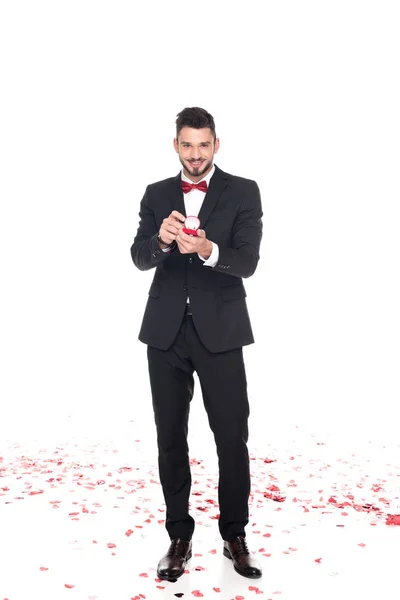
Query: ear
173,138,179,153
214,137,220,154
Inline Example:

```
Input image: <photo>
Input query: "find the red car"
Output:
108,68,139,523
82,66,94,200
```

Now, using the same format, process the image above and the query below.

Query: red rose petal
386,514,400,526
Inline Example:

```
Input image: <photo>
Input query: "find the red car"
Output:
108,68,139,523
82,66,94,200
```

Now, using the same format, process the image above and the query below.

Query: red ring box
183,216,200,236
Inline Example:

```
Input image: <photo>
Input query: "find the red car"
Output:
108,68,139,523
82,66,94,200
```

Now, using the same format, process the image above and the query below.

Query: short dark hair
175,107,216,140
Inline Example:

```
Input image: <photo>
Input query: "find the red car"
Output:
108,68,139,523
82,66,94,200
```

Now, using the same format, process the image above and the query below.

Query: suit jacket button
183,285,188,291
189,257,193,263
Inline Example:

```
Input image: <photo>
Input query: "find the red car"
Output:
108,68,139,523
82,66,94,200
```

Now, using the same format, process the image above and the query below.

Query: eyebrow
180,141,211,145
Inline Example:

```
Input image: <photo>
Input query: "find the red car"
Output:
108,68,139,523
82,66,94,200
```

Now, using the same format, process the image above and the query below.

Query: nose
189,146,202,159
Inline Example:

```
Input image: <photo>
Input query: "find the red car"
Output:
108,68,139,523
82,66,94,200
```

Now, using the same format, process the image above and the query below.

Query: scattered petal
386,514,400,526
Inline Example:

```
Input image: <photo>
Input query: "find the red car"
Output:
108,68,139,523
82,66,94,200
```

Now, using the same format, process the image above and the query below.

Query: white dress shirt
181,165,219,267
162,165,219,268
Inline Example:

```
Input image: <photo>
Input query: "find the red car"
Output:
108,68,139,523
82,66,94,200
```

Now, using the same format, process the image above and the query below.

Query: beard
180,157,213,179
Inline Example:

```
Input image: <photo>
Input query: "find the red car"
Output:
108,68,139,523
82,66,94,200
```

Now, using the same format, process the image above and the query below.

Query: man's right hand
158,210,185,247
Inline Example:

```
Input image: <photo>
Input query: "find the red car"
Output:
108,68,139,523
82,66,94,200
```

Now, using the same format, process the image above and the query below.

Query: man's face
174,127,220,181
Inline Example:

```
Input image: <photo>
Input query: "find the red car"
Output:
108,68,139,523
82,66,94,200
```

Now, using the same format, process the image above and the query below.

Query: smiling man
174,125,219,180
130,107,263,581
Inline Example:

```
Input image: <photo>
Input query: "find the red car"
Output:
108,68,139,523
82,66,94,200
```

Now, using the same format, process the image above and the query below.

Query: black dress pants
147,312,251,542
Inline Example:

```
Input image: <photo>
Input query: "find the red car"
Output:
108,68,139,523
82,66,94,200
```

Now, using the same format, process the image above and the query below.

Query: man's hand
177,228,213,259
158,210,185,247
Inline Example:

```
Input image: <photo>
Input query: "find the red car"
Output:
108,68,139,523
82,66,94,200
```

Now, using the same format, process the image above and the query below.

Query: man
130,107,263,581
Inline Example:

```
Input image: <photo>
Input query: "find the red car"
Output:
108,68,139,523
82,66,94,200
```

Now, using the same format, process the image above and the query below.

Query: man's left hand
177,228,213,260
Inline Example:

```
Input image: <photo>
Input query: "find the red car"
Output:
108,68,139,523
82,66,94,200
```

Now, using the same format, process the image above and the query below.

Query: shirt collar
181,164,215,186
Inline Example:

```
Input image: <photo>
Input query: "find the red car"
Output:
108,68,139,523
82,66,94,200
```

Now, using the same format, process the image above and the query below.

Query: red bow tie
181,180,208,194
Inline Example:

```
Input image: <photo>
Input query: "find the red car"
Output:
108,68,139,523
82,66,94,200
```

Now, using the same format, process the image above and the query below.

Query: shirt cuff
198,242,219,267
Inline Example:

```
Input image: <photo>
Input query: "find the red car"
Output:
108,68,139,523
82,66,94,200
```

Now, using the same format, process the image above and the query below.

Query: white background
1,1,399,446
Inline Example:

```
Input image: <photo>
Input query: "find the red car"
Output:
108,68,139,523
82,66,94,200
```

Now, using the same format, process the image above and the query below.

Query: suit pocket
148,283,160,299
220,285,246,301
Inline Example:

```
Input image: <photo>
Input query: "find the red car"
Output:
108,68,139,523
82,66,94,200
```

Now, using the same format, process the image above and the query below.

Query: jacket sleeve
210,180,263,279
130,186,177,271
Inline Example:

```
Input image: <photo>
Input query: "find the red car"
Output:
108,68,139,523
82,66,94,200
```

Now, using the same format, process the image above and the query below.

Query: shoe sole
157,550,192,581
223,547,262,579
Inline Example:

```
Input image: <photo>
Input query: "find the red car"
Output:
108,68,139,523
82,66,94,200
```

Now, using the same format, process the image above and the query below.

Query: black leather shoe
223,536,262,578
157,538,192,581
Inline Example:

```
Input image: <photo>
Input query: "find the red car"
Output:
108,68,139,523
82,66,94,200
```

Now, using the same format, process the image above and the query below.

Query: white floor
1,411,399,600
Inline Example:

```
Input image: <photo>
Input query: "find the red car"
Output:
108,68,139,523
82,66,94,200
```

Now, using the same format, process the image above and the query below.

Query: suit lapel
170,173,187,216
197,165,227,228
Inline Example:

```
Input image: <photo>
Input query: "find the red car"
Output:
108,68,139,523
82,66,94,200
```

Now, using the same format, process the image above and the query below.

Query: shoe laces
235,536,249,555
168,539,187,557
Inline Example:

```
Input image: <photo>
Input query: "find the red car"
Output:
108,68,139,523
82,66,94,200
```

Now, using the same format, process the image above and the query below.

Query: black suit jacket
130,165,263,353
